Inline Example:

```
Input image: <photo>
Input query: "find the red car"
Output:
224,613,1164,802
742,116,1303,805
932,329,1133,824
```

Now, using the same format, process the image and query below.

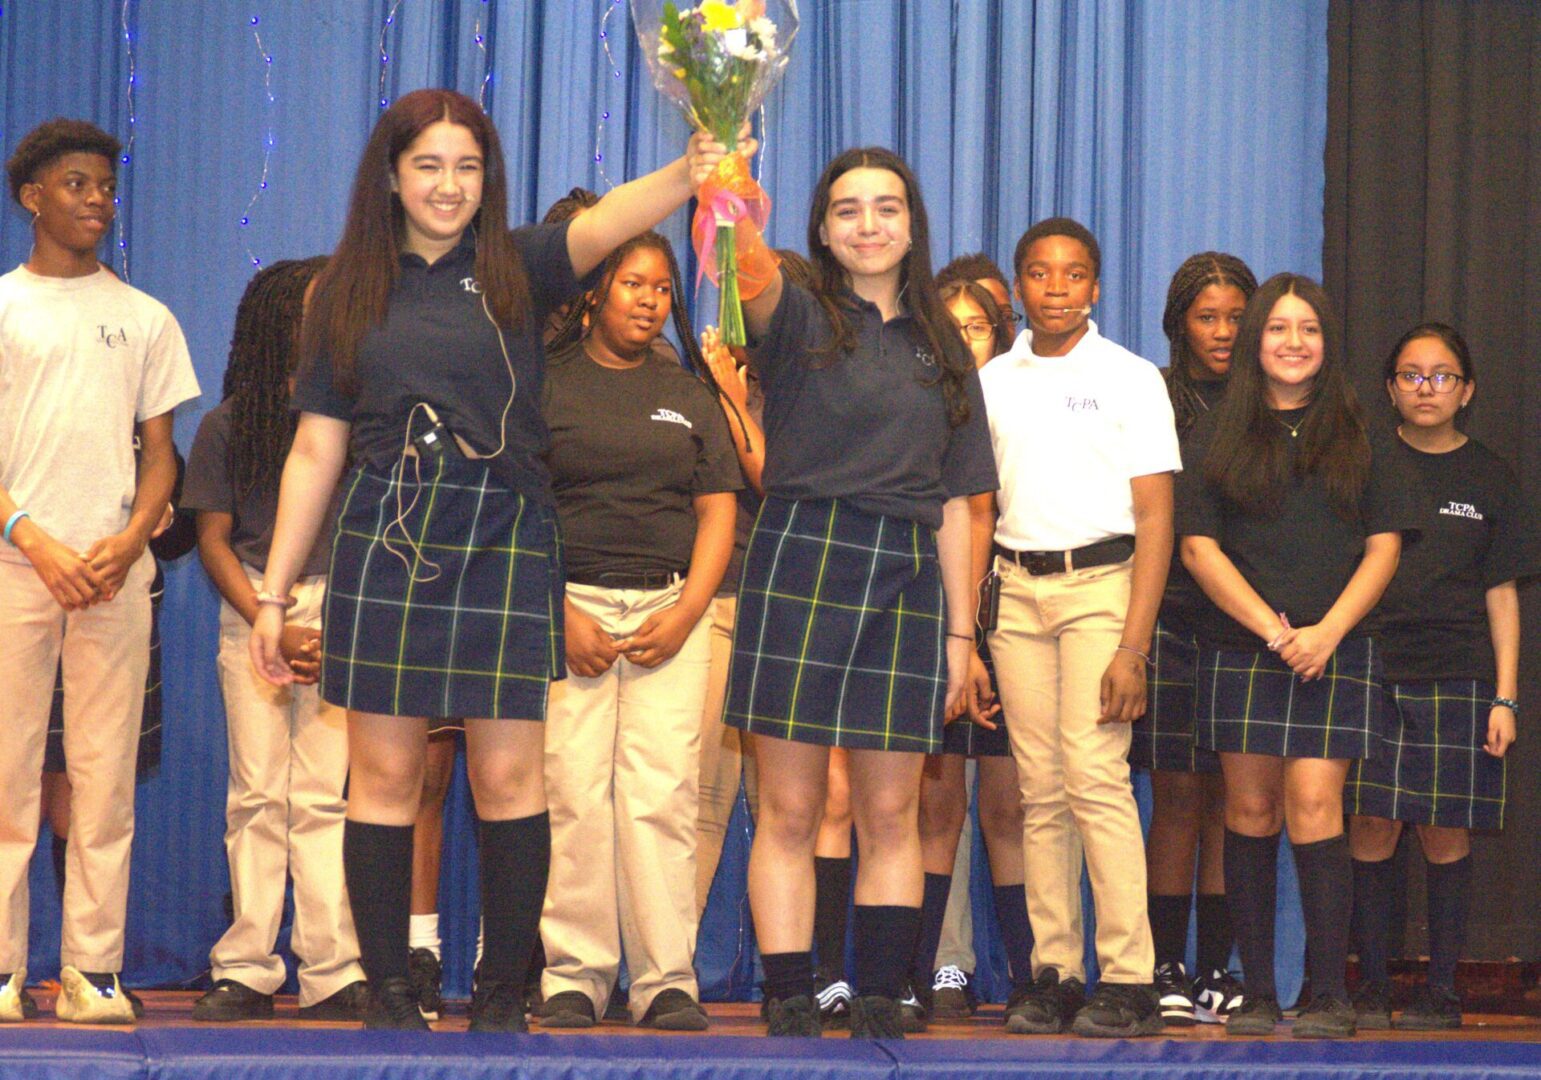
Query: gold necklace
1274,412,1305,438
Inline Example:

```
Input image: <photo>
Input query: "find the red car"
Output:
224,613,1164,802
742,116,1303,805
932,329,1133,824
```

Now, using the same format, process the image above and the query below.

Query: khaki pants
988,558,1153,984
209,569,362,1005
0,553,152,973
542,581,712,1020
694,594,758,917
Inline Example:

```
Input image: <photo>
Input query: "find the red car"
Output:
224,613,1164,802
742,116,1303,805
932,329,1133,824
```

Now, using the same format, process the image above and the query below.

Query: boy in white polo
979,218,1179,1037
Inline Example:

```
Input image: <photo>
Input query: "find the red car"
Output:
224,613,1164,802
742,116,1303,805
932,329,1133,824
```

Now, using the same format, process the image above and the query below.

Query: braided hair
1161,252,1258,435
223,257,327,494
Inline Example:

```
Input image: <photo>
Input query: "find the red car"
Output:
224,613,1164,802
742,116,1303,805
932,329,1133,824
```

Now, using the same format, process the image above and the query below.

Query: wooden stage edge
7,991,1541,1042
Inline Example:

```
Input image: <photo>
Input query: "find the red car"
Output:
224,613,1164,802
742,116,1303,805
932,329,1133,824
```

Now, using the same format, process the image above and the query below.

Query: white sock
409,913,441,959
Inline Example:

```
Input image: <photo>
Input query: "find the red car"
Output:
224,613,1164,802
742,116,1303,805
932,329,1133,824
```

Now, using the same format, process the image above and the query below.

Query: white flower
729,41,764,61
721,26,748,54
749,16,776,47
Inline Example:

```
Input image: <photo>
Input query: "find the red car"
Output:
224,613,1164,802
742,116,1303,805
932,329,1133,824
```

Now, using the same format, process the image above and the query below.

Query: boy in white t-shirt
0,119,200,1023
977,218,1180,1037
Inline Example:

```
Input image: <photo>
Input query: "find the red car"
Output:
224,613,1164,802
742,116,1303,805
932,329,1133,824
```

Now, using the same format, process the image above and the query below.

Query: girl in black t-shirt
1135,253,1255,1026
1177,274,1414,1039
1347,324,1529,1032
723,148,999,1038
249,88,734,1032
537,231,739,1031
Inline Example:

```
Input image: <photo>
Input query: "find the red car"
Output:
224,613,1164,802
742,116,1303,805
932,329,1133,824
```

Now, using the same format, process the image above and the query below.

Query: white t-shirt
0,265,200,562
980,320,1180,551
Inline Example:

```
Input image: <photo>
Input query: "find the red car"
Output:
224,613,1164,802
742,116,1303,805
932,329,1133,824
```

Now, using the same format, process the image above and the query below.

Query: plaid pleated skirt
1195,634,1382,760
724,497,946,752
941,634,1010,757
1348,680,1505,829
45,569,164,779
1130,621,1218,774
321,454,564,721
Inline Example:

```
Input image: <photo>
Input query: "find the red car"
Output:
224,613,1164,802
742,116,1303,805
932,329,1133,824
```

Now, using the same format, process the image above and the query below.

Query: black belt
994,535,1134,577
566,568,686,590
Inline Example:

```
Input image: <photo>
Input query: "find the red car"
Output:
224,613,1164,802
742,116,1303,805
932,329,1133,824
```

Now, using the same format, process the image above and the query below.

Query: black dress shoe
468,978,527,1033
364,976,430,1031
192,979,274,1022
639,988,708,1031
297,980,371,1022
538,989,597,1028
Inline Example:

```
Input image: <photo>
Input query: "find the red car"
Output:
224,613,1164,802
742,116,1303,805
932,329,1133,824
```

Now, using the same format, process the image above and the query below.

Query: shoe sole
645,1012,709,1032
1194,1005,1224,1024
1225,1017,1278,1036
1292,1019,1356,1038
1070,1013,1164,1038
539,1013,596,1028
1004,1014,1063,1035
930,1006,975,1020
1159,1008,1197,1027
1355,1011,1391,1030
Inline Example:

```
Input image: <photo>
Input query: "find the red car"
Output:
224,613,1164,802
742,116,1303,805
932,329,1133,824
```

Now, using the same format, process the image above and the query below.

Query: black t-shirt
1176,410,1422,650
747,282,998,530
720,371,765,597
544,344,743,579
1160,377,1226,632
182,399,336,577
290,222,585,504
1373,437,1536,683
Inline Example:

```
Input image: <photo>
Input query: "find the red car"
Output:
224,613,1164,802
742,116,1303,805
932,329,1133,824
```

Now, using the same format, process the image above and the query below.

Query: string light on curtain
592,0,625,190
377,0,404,109
473,0,491,110
239,14,276,268
115,0,138,279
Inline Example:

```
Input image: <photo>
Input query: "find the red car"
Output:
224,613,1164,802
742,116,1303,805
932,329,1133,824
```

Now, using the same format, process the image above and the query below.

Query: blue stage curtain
0,0,1324,1003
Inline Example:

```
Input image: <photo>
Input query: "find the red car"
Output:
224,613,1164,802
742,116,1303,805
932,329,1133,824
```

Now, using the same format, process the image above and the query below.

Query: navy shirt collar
398,228,477,272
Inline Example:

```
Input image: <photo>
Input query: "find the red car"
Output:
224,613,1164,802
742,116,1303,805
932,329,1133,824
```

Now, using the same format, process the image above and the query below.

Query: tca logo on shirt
1065,395,1099,412
98,325,129,348
459,277,483,294
1439,501,1484,521
650,408,693,429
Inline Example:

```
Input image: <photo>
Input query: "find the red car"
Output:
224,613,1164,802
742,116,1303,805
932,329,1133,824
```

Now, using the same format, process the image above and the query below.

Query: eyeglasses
1392,371,1467,394
957,320,995,343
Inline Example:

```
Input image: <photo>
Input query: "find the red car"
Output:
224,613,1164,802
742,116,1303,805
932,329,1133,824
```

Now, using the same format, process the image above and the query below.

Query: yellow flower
699,0,742,33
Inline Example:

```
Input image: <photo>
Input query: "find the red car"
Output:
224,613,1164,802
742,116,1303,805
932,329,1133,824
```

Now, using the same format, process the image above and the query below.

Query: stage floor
5,992,1540,1080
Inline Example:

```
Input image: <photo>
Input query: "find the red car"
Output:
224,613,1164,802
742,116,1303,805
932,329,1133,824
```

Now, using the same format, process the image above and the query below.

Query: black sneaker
898,984,928,1033
1292,993,1356,1039
1154,961,1196,1026
298,980,371,1022
1225,993,1283,1036
640,987,709,1031
1395,984,1462,1031
813,977,852,1029
929,965,978,1019
849,994,904,1039
407,948,443,1021
1004,968,1085,1034
468,978,527,1033
1351,981,1392,1030
1192,968,1245,1024
538,989,597,1028
1071,982,1164,1038
191,979,275,1022
766,993,822,1037
364,976,430,1031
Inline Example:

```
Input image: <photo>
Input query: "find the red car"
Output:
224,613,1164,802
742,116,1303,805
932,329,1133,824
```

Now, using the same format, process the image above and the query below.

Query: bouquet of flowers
631,0,799,345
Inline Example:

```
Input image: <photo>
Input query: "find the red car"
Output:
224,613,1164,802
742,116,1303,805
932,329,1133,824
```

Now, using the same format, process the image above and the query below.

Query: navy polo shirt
747,281,997,530
292,221,584,504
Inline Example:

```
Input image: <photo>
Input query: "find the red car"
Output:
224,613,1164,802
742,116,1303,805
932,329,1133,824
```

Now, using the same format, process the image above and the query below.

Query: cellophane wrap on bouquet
631,0,799,344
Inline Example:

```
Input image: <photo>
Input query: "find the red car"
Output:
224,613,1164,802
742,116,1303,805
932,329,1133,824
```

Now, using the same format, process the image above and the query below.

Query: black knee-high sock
478,813,550,989
910,873,952,989
1194,893,1233,975
762,951,813,1003
992,883,1034,988
1350,856,1397,987
51,833,67,899
854,905,920,999
1293,835,1352,1001
344,820,414,984
813,855,852,983
1224,829,1279,998
1148,893,1192,970
1425,855,1471,991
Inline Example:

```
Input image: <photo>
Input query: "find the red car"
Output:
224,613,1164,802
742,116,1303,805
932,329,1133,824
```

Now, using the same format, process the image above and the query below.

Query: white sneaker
0,969,27,1022
56,966,135,1024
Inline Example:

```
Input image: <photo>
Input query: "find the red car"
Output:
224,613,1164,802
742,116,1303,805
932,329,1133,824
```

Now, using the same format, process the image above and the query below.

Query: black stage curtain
1325,0,1541,960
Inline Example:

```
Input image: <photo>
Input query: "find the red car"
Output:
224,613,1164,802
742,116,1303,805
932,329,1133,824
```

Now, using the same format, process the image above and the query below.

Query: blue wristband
3,510,28,545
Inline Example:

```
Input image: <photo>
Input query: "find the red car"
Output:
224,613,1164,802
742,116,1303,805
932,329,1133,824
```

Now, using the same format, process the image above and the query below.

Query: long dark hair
805,147,973,427
1162,252,1258,435
222,257,327,493
940,279,1010,360
1205,273,1369,515
301,89,530,395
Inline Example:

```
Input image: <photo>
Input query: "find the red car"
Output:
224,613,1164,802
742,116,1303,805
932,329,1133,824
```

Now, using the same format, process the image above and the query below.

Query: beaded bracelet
1492,696,1520,713
1115,644,1152,666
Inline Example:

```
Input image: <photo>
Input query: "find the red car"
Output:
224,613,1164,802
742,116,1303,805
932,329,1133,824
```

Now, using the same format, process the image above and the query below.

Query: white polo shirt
980,320,1180,551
